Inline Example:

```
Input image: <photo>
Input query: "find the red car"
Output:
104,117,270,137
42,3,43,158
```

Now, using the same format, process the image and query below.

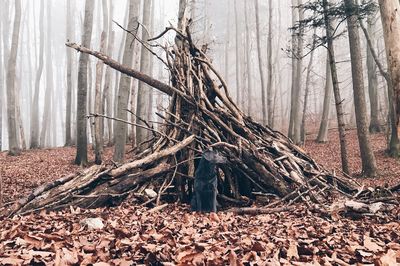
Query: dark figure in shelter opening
191,149,226,212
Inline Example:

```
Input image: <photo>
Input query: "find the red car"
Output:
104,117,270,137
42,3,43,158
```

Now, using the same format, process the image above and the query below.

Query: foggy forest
1,0,400,264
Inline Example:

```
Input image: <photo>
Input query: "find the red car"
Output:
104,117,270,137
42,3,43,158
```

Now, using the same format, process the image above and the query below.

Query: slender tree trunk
94,0,108,164
323,0,350,174
378,0,400,157
344,0,377,176
300,31,316,144
317,54,333,143
366,13,381,133
39,2,54,148
266,0,274,127
102,0,114,145
65,0,73,146
244,0,252,116
0,3,3,151
30,0,44,149
136,0,153,145
114,0,139,162
288,0,298,140
6,0,22,155
75,0,95,166
254,0,266,125
234,0,241,106
224,1,230,85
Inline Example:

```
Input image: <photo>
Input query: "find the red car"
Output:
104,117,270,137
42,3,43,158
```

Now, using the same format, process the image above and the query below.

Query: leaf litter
0,131,399,264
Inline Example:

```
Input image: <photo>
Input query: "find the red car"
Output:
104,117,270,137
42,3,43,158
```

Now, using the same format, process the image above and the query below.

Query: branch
65,42,175,96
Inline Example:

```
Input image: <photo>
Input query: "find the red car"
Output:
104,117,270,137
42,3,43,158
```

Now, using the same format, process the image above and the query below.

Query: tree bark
75,0,95,166
65,0,73,146
266,0,274,127
244,0,252,116
39,2,54,148
317,54,333,143
300,30,316,144
378,0,400,157
323,0,350,174
288,0,298,141
344,0,377,177
6,0,22,155
366,13,381,133
254,0,267,125
234,0,241,107
113,0,139,162
136,0,153,145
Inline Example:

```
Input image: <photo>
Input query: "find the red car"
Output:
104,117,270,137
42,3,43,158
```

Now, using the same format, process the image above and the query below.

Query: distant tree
6,0,22,155
378,0,400,157
30,0,44,149
75,0,95,166
113,0,139,162
93,0,109,164
234,0,241,107
65,0,73,146
266,0,274,127
316,53,333,143
365,11,381,133
136,0,153,145
344,0,377,176
40,1,54,148
244,0,252,116
254,0,267,125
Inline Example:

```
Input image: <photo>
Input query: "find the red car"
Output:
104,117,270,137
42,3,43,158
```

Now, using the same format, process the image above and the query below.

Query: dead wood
3,26,365,217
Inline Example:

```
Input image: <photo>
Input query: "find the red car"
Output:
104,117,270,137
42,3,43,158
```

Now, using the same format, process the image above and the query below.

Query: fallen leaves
0,204,399,264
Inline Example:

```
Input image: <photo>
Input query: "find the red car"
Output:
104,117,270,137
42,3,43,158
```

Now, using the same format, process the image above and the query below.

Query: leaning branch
66,42,175,96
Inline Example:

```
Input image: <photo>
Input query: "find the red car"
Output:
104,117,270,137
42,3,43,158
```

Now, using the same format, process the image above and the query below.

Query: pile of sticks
4,26,361,217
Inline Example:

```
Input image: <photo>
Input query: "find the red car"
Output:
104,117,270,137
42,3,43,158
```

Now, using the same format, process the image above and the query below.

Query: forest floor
0,129,399,265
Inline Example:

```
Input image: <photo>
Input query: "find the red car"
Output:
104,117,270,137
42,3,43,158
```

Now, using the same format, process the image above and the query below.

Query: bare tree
75,0,95,166
65,0,73,146
40,2,54,148
234,0,241,106
30,0,44,149
102,0,115,145
136,0,153,145
113,0,139,162
378,0,400,157
254,0,266,125
366,12,381,133
6,0,22,155
244,0,252,116
317,54,333,143
323,0,350,174
301,30,317,144
266,0,274,127
93,0,109,164
344,0,377,176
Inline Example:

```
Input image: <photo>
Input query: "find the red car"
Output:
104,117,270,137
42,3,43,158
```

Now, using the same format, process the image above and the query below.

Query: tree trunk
102,0,114,145
266,0,274,127
300,30,316,144
136,0,153,146
317,54,333,143
323,0,350,174
254,0,266,125
65,0,73,146
244,2,252,116
288,0,298,141
234,0,241,107
114,0,139,162
40,2,54,148
366,13,381,133
6,0,22,155
94,0,108,164
344,0,377,176
75,0,95,166
378,0,400,157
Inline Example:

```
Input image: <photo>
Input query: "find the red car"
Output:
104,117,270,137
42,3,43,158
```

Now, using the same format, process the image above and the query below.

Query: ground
0,130,399,265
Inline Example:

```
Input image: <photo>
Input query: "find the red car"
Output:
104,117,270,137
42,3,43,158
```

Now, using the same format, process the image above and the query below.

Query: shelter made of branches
4,25,361,217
